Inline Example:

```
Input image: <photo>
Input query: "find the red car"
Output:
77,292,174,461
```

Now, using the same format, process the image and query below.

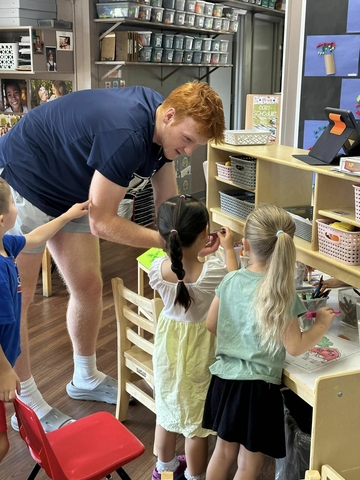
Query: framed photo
45,47,57,72
56,31,73,51
33,29,44,54
30,79,73,108
0,79,28,114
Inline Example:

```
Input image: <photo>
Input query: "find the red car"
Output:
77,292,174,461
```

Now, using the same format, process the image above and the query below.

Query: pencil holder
338,287,359,328
299,297,328,331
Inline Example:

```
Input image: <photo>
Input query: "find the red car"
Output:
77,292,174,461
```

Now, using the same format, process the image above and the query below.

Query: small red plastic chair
13,397,145,480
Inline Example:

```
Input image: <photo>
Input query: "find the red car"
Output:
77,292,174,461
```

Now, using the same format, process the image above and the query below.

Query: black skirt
202,375,286,459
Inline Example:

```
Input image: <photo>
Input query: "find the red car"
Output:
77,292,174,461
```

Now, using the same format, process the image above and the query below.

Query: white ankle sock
184,470,206,480
156,456,179,473
17,376,52,419
72,353,106,390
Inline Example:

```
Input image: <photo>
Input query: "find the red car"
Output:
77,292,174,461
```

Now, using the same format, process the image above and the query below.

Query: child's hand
218,226,234,252
198,233,220,257
0,367,20,402
63,199,91,220
314,306,336,329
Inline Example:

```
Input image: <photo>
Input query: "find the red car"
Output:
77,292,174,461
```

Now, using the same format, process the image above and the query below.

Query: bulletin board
298,0,360,151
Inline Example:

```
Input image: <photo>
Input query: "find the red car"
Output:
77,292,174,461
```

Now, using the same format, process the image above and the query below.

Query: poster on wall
0,79,28,114
245,94,281,144
30,79,73,108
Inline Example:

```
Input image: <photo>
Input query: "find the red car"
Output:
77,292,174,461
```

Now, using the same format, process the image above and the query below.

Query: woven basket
219,189,255,220
224,129,270,146
230,155,256,189
0,43,18,70
286,206,313,242
216,162,232,180
317,218,360,265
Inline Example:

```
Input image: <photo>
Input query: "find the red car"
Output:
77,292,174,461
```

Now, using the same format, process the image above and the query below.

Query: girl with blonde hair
202,203,337,480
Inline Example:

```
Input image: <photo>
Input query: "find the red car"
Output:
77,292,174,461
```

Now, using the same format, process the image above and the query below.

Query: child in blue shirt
203,203,336,480
0,178,89,463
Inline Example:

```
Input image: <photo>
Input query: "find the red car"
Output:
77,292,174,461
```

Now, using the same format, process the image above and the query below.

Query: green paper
136,247,167,269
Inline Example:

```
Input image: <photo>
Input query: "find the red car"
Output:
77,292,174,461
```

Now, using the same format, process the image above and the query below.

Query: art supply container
221,18,230,31
174,10,185,25
299,297,328,331
184,12,195,26
211,39,220,51
138,46,152,61
219,53,229,64
193,37,203,51
212,17,222,30
201,51,211,63
173,34,184,49
151,47,163,62
163,34,174,48
229,20,239,32
183,35,194,50
338,288,359,328
203,16,213,29
138,31,152,46
151,32,163,47
192,50,202,63
183,50,193,63
294,261,306,289
162,48,174,62
173,49,184,63
212,3,224,16
185,0,196,11
220,39,229,52
203,1,214,15
195,0,205,13
138,5,152,19
150,0,162,6
175,0,185,9
163,8,175,23
163,0,175,7
150,6,164,21
194,14,205,27
210,52,220,64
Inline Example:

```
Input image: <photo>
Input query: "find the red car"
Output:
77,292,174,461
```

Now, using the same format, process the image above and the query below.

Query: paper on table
289,212,312,225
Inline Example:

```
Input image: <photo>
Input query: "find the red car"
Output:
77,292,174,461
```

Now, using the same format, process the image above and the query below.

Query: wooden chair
111,277,163,422
304,466,346,480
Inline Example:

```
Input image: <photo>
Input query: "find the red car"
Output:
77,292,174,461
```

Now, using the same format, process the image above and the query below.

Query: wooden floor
1,240,276,480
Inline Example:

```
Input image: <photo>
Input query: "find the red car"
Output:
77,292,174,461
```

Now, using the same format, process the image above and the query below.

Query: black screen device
293,107,360,166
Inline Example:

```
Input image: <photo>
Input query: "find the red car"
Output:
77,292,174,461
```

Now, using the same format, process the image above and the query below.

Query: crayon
305,310,340,318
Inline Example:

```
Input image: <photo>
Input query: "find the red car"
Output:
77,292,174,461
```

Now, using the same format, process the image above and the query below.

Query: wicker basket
224,129,270,146
230,155,256,189
219,189,255,220
286,206,313,242
316,218,360,265
353,184,360,221
216,162,232,180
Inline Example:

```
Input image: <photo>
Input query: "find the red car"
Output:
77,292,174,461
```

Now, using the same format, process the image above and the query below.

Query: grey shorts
8,187,91,254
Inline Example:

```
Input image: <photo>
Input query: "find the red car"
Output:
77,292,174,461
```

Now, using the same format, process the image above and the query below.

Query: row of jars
139,47,229,64
138,32,230,51
141,0,224,16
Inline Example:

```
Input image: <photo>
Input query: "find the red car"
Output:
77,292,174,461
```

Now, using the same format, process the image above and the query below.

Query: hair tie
178,279,184,282
170,229,178,234
276,230,284,238
179,194,186,199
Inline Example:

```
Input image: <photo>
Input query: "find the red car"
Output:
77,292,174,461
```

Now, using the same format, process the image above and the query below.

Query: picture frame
0,79,29,115
45,47,57,72
33,29,44,54
56,31,73,51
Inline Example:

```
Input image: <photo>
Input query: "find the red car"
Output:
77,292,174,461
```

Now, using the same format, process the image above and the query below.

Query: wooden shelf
215,175,255,192
318,208,360,227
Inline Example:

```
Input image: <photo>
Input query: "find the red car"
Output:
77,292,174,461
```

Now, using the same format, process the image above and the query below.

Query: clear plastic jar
194,14,204,28
193,37,203,51
221,18,230,31
150,6,164,21
212,3,224,16
184,12,195,26
139,46,153,62
202,37,212,51
175,0,185,9
203,15,213,29
219,53,229,64
163,34,174,48
210,52,220,64
173,34,184,49
138,31,152,46
163,0,175,7
184,0,196,12
151,32,163,47
163,8,175,23
162,48,174,62
173,49,184,63
195,0,205,14
211,39,220,51
219,39,229,52
150,0,162,6
229,20,239,32
174,10,185,25
151,47,163,62
192,50,202,63
203,1,214,15
212,17,222,30
201,51,211,63
183,50,193,63
183,35,194,50
138,5,152,20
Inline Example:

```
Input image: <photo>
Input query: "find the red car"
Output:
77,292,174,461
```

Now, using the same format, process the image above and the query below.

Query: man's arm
151,161,178,213
88,170,163,248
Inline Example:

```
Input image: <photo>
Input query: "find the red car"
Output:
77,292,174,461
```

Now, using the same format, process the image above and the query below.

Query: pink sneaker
151,455,187,480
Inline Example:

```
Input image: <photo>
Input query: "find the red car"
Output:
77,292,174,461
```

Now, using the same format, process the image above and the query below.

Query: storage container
173,34,184,49
224,129,270,146
210,52,220,64
150,0,162,6
354,184,360,221
162,34,174,48
219,189,255,220
286,206,313,243
203,15,213,29
0,43,18,70
212,17,222,30
203,1,214,15
219,39,229,52
183,35,194,49
219,53,229,64
173,49,184,62
138,46,152,61
185,0,196,11
138,5,152,19
194,14,205,27
229,20,239,32
151,47,163,62
96,2,139,18
163,0,175,7
202,38,212,50
211,39,220,51
201,51,211,63
193,37,203,50
174,10,185,24
184,12,195,26
338,288,359,328
175,0,186,9
192,50,202,63
221,18,230,31
151,6,164,21
138,0,151,5
299,297,328,331
163,8,175,23
183,50,193,63
294,261,306,289
195,0,205,13
230,155,257,189
317,218,360,266
212,3,224,16
216,162,232,180
138,31,152,46
162,48,174,62
223,7,237,19
151,32,163,47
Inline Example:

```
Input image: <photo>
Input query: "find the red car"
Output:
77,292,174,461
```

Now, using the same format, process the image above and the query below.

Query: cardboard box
245,93,281,144
101,33,115,61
